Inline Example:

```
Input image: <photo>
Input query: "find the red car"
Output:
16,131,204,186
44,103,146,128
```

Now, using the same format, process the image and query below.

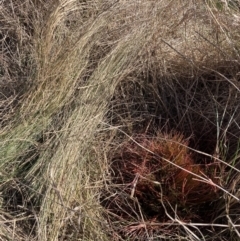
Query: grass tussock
0,0,240,240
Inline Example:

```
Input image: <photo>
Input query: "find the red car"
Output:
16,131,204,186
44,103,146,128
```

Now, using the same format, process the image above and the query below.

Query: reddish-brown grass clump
105,131,222,239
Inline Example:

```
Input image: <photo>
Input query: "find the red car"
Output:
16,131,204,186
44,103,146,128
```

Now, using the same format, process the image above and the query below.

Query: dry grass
0,0,240,240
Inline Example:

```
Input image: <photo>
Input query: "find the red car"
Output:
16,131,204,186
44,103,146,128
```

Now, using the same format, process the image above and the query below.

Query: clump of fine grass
0,0,240,240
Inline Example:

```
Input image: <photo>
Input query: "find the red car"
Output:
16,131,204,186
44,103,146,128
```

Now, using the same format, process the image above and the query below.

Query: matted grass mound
0,0,240,240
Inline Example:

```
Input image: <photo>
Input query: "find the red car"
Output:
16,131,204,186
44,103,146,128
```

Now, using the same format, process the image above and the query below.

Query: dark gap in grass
1,179,39,238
